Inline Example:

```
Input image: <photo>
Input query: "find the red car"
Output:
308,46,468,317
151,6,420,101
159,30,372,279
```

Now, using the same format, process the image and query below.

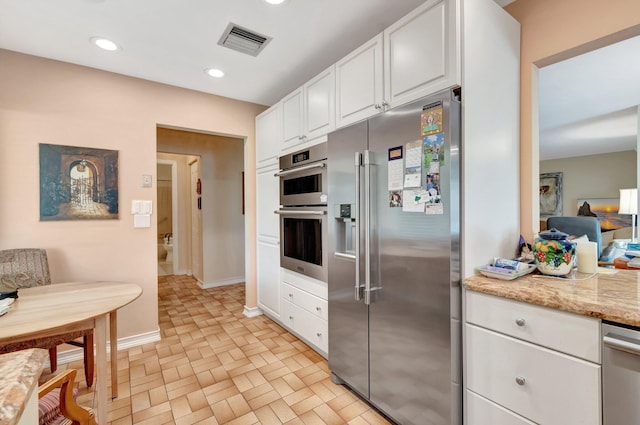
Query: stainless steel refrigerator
327,88,461,425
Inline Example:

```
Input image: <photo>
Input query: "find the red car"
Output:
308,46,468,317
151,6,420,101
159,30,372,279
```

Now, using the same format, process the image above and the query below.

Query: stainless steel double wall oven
276,143,328,282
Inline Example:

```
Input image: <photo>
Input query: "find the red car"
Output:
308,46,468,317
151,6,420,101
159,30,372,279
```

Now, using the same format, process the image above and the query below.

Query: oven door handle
274,162,325,177
274,209,326,216
604,332,640,356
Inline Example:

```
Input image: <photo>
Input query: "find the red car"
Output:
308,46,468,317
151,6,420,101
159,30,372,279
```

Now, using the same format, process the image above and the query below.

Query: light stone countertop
0,348,47,425
464,269,640,326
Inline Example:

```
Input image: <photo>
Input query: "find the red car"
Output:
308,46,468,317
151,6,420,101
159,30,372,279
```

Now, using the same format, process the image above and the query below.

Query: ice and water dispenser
334,203,356,256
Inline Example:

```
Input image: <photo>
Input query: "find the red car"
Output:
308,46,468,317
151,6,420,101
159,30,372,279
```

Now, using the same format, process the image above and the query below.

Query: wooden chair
0,248,94,387
39,369,97,425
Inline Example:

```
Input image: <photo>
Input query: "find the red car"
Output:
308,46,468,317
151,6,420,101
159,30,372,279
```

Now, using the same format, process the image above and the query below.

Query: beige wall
157,129,245,285
540,151,637,220
0,49,266,342
505,0,640,241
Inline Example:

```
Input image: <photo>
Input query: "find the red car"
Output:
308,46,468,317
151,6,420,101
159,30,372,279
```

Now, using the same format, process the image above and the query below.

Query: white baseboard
54,328,161,366
197,276,244,289
243,305,263,318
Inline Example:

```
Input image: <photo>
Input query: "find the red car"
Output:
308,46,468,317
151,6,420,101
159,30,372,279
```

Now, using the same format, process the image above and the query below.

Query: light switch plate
142,174,152,188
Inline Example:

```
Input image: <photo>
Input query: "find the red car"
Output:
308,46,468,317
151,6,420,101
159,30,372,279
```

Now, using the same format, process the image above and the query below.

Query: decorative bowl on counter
533,228,576,276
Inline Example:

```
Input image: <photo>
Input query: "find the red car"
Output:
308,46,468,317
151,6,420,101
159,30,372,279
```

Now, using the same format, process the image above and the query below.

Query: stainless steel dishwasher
602,321,640,424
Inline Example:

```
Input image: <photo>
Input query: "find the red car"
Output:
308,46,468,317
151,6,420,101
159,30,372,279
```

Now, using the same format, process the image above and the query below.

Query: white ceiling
0,0,516,107
538,35,640,160
0,0,433,106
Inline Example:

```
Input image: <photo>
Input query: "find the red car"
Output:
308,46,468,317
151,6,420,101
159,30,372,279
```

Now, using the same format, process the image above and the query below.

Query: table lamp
619,188,638,242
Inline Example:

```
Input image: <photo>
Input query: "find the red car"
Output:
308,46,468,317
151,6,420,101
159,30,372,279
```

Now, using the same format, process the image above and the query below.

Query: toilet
163,242,173,263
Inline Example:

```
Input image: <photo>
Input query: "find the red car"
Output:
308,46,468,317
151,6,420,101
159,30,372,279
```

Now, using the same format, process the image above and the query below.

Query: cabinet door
466,391,535,425
282,282,328,321
384,0,459,108
466,324,601,425
304,65,335,141
257,239,280,317
336,34,384,128
466,291,600,363
256,103,281,167
281,88,303,148
281,298,328,354
256,164,279,240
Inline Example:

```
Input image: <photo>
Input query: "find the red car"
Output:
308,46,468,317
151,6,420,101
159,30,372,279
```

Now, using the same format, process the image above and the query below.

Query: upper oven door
278,161,327,206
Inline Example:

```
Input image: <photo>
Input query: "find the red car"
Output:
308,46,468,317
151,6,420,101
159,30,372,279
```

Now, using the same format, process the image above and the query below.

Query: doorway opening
157,159,178,276
156,126,246,288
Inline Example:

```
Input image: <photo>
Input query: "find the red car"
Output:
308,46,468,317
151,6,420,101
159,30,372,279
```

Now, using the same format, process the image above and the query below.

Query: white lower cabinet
281,297,328,354
279,270,328,356
465,291,601,425
466,391,535,425
257,239,280,317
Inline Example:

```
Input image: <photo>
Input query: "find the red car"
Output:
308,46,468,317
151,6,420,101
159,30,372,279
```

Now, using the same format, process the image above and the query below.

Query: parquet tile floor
53,274,392,425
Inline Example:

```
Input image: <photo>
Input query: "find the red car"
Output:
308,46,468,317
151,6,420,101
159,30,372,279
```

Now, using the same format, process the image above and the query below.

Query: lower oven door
277,207,327,282
602,321,640,424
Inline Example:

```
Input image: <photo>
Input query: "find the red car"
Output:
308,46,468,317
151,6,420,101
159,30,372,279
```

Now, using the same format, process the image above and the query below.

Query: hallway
61,275,391,424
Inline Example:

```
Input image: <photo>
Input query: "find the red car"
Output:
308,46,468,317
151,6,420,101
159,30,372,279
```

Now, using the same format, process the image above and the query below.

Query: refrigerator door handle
354,152,364,302
363,150,371,306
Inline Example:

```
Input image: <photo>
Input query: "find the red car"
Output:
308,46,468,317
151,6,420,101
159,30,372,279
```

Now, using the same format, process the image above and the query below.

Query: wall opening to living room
537,35,640,232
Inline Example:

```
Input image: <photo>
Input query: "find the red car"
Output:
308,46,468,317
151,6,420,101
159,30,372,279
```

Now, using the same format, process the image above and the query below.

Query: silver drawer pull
316,333,322,337
515,376,526,386
289,316,293,320
288,293,293,298
316,307,321,311
515,318,526,327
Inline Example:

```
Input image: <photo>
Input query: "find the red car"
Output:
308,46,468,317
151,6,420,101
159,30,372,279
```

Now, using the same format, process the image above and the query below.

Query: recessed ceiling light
205,68,225,78
264,0,287,5
90,37,119,51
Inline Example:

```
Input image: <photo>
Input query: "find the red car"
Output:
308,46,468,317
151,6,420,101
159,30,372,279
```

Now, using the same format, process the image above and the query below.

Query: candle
577,241,598,274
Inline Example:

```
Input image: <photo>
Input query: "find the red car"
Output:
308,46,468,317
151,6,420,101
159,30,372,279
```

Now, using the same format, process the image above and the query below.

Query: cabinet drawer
281,299,328,353
466,390,535,425
466,291,600,363
281,282,328,320
466,324,601,425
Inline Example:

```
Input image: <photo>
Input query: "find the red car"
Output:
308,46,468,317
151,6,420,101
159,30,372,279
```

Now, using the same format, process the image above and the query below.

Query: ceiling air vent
218,23,272,57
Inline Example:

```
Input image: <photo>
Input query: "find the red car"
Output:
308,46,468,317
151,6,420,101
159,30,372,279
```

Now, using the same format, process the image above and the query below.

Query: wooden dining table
0,281,142,425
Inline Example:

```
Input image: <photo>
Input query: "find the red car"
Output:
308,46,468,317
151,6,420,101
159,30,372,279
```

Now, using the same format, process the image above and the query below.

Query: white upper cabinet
335,0,459,129
256,103,281,167
282,66,335,150
384,0,459,108
281,88,303,147
335,34,384,128
304,65,335,141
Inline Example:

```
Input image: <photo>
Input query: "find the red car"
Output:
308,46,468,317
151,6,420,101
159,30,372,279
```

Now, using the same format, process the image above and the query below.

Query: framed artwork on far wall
540,172,563,219
576,198,632,231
